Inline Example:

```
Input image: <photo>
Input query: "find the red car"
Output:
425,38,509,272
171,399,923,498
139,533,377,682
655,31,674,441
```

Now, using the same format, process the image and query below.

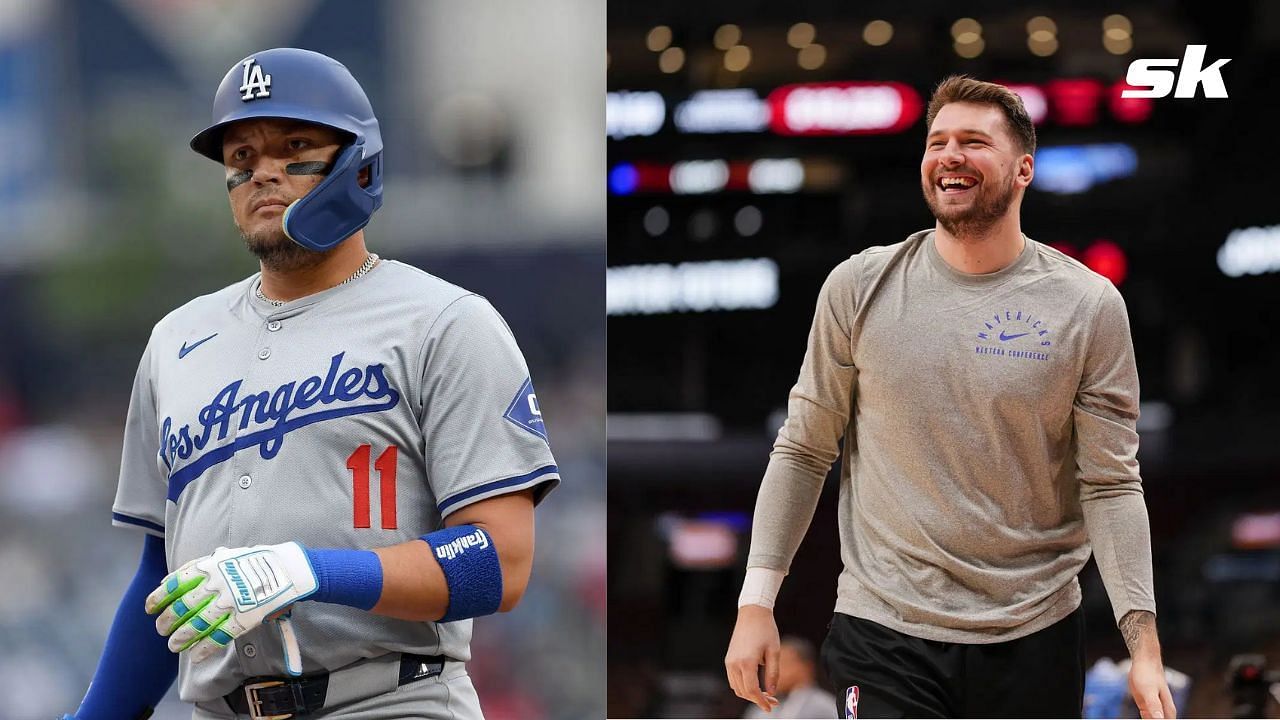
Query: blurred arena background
607,0,1280,717
0,1,604,718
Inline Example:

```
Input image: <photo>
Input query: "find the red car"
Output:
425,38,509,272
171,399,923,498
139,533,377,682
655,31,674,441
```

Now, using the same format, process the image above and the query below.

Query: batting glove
146,542,318,663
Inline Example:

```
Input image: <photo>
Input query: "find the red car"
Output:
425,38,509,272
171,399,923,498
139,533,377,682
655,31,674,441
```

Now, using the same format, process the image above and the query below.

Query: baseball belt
224,652,451,719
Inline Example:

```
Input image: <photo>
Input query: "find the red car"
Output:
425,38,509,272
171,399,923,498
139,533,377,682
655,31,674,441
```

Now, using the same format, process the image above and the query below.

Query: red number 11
347,444,398,529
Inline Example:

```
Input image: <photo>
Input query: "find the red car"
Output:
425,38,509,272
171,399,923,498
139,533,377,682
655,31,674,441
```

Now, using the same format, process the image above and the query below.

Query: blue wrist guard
303,548,384,611
421,525,503,622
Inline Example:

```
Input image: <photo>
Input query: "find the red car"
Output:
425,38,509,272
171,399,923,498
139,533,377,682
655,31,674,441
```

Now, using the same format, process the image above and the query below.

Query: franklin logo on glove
222,560,253,606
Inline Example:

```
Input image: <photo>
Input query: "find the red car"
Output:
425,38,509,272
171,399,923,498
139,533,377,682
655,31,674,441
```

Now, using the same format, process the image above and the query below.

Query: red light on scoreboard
632,162,672,193
767,81,923,136
1083,239,1129,286
725,162,752,192
1049,240,1129,286
1046,79,1105,127
1000,83,1049,125
1108,80,1155,124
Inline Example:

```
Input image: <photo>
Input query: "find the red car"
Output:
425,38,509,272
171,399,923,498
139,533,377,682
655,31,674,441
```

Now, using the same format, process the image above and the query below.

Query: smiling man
725,76,1175,719
65,48,559,719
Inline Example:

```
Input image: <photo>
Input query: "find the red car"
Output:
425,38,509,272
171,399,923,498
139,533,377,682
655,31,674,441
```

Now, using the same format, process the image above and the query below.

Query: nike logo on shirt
179,333,218,359
998,331,1029,342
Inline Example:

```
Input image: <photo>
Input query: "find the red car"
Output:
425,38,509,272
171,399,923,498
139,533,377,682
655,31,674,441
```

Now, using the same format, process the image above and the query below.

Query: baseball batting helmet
190,48,383,252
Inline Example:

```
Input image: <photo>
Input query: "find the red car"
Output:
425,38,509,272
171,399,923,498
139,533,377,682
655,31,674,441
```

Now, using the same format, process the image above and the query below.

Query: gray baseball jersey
111,259,559,703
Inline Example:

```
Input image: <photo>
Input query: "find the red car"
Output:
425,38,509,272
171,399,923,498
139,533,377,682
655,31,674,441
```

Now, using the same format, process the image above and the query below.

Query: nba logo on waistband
845,685,860,719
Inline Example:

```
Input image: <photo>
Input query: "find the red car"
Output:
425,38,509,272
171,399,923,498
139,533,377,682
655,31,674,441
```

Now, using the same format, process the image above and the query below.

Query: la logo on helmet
240,58,272,101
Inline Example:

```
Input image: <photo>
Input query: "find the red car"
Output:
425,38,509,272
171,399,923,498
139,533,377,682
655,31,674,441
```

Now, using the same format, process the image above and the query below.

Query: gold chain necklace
255,253,380,307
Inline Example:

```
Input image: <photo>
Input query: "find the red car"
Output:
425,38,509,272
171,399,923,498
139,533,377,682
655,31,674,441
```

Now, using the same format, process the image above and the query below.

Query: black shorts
820,608,1085,719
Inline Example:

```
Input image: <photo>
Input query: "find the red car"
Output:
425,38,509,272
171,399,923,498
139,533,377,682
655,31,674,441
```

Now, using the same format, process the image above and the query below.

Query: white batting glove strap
146,542,318,663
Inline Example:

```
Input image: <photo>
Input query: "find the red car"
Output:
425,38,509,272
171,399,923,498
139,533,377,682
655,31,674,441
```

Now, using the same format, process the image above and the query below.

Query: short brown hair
925,75,1036,155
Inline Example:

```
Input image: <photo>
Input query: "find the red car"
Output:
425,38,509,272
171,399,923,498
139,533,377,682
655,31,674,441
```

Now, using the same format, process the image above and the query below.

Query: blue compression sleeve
303,548,384,610
75,534,177,720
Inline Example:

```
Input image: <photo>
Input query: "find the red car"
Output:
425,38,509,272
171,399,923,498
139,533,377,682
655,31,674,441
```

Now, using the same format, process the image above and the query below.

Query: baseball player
724,76,1176,719
64,48,558,719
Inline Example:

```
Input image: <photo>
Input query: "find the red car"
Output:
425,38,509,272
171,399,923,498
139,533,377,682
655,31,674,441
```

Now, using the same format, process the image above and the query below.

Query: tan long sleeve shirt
747,230,1156,643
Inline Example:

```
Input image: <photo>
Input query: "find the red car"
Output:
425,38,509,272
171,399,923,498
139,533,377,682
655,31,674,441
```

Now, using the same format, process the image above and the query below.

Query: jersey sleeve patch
503,377,548,443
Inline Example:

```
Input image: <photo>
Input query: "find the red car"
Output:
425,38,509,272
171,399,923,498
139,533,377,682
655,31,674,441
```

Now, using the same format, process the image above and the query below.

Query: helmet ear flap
282,142,383,252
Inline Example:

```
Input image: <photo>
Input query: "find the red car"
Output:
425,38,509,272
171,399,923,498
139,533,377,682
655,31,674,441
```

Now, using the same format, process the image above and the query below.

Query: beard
239,222,335,273
921,169,1016,240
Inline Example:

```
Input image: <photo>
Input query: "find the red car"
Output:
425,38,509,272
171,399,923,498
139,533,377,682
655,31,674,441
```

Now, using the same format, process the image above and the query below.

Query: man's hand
1120,610,1177,719
1129,656,1176,720
725,604,782,713
146,542,317,663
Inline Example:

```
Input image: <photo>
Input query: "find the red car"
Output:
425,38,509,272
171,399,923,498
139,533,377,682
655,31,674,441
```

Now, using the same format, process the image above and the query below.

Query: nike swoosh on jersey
179,333,219,359
998,331,1029,342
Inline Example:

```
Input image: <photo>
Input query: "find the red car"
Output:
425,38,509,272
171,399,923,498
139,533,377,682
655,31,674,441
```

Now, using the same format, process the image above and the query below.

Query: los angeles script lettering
160,352,400,469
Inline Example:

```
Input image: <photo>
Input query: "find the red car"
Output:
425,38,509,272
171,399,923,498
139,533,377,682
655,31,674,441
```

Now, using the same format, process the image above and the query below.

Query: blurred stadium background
0,1,603,718
607,0,1280,717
